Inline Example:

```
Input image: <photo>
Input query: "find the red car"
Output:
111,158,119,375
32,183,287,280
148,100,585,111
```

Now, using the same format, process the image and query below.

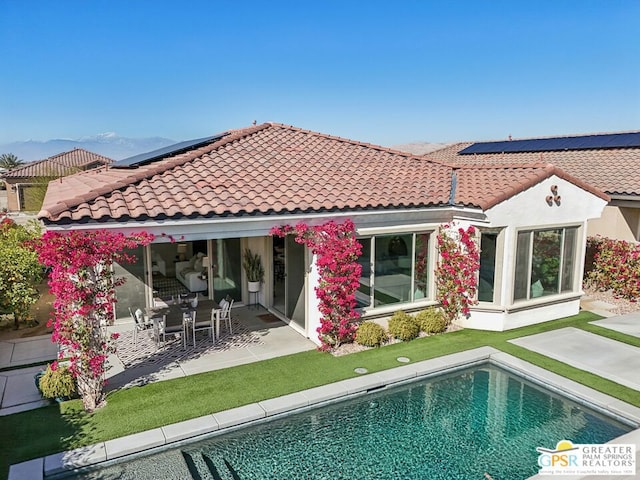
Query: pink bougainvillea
271,220,362,351
32,230,153,411
435,223,480,324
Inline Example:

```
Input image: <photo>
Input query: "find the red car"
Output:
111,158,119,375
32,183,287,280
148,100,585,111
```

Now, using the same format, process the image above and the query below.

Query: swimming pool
65,364,633,479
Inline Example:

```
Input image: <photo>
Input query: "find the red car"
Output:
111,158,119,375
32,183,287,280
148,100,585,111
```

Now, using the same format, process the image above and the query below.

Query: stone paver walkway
590,312,640,338
0,335,58,415
0,336,57,370
509,327,640,391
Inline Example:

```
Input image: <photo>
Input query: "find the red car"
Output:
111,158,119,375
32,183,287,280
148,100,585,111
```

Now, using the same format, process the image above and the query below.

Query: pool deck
5,309,640,479
510,327,640,391
9,346,640,480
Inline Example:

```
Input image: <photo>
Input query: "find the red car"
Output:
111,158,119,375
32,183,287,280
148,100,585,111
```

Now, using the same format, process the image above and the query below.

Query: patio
106,305,317,391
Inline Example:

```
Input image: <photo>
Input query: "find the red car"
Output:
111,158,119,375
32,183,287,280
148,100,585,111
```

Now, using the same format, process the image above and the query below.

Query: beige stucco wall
4,179,19,211
587,205,640,242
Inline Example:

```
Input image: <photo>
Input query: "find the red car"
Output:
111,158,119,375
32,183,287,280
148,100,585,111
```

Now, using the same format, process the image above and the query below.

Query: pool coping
9,346,640,480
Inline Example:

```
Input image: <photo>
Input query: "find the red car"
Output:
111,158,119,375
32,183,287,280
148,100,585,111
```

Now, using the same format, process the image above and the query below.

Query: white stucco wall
307,254,321,346
456,175,607,331
484,176,607,227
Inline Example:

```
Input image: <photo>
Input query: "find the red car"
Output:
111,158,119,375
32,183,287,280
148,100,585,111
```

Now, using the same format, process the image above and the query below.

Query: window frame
477,228,503,304
512,226,579,303
356,230,434,310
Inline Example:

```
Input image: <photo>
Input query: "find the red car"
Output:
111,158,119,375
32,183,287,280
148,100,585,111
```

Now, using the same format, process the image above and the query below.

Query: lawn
2,310,639,477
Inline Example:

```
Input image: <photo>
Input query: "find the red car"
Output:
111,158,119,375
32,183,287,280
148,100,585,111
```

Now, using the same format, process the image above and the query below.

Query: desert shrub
585,236,640,300
388,311,420,341
415,307,447,334
38,363,77,400
355,321,386,347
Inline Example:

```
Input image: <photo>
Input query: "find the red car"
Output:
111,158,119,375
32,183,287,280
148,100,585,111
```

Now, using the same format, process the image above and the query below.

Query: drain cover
354,367,368,374
397,357,410,363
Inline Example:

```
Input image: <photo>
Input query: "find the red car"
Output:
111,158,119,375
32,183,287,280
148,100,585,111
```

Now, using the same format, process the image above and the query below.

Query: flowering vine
32,230,154,411
435,223,480,324
270,220,362,351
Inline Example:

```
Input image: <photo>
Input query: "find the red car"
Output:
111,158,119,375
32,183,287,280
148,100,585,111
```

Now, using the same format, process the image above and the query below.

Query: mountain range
0,133,450,163
0,133,176,162
391,142,452,155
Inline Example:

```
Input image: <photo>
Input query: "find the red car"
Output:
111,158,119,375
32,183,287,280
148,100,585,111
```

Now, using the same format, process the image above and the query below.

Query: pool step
202,453,223,480
180,451,203,480
181,450,244,480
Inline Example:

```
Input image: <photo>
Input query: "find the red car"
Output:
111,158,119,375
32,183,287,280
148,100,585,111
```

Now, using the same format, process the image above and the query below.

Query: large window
211,238,242,303
478,232,498,302
114,245,146,319
513,227,578,301
357,232,432,309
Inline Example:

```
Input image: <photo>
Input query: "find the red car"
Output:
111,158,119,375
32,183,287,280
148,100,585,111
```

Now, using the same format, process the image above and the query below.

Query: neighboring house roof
38,123,608,224
3,148,112,180
425,131,640,197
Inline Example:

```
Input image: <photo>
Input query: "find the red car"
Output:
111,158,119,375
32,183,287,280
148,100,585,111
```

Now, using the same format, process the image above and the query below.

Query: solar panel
114,132,229,167
459,132,640,155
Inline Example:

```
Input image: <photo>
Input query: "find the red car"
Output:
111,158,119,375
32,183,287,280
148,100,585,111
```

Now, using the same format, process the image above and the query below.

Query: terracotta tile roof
426,138,640,197
3,148,112,179
38,124,607,224
454,163,609,210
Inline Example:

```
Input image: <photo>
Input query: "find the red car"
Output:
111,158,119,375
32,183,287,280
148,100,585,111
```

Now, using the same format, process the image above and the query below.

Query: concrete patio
0,305,316,415
105,305,316,390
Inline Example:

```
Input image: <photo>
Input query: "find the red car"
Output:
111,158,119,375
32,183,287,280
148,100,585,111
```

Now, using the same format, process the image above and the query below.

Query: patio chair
182,310,195,349
152,314,167,347
211,307,222,341
130,307,147,346
220,298,234,335
192,309,215,346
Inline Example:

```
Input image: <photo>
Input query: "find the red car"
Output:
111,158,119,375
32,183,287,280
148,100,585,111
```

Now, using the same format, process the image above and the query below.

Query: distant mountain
0,133,176,162
392,142,453,155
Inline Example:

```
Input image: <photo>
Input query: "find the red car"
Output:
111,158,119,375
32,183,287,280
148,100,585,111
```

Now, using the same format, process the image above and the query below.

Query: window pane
114,246,146,319
561,228,577,292
212,238,242,303
514,232,530,300
374,234,412,306
414,233,431,300
356,238,371,308
479,233,498,302
532,230,561,297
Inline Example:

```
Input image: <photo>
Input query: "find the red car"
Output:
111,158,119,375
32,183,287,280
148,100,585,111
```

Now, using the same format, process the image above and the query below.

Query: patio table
147,300,220,348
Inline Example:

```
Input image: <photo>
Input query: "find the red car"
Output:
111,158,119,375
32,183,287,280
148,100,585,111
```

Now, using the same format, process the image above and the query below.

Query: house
424,131,640,242
37,123,608,338
3,148,112,212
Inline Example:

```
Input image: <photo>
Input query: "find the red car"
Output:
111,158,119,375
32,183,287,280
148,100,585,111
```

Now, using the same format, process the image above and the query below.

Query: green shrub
415,307,447,334
355,321,387,347
388,311,420,341
38,364,77,400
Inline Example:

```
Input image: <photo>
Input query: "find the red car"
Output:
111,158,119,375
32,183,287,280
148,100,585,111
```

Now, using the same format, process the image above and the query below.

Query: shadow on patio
105,306,316,391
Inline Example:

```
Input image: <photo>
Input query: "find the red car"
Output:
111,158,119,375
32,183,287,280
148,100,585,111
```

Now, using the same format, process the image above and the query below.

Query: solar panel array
459,132,640,155
114,132,228,167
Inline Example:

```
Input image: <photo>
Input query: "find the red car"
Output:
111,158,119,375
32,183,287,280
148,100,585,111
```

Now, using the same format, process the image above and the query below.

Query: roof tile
39,124,607,223
426,139,639,196
4,148,112,178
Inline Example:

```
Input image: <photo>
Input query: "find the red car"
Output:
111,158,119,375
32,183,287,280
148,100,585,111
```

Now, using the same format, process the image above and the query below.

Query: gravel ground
582,284,640,315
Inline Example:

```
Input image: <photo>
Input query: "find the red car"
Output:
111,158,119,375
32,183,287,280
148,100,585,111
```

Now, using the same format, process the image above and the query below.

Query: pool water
70,365,632,479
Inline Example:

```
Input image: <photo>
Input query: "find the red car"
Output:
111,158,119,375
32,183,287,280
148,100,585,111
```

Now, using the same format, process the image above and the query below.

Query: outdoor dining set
129,293,234,349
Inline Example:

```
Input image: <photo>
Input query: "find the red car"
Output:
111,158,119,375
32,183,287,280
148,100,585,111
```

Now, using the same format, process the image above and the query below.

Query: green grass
2,310,639,478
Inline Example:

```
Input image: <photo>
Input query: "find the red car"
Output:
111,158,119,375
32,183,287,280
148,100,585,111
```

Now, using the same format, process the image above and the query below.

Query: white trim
357,223,439,235
43,206,487,235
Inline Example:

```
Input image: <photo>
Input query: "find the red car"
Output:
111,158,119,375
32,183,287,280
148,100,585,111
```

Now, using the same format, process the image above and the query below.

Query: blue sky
1,0,638,146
